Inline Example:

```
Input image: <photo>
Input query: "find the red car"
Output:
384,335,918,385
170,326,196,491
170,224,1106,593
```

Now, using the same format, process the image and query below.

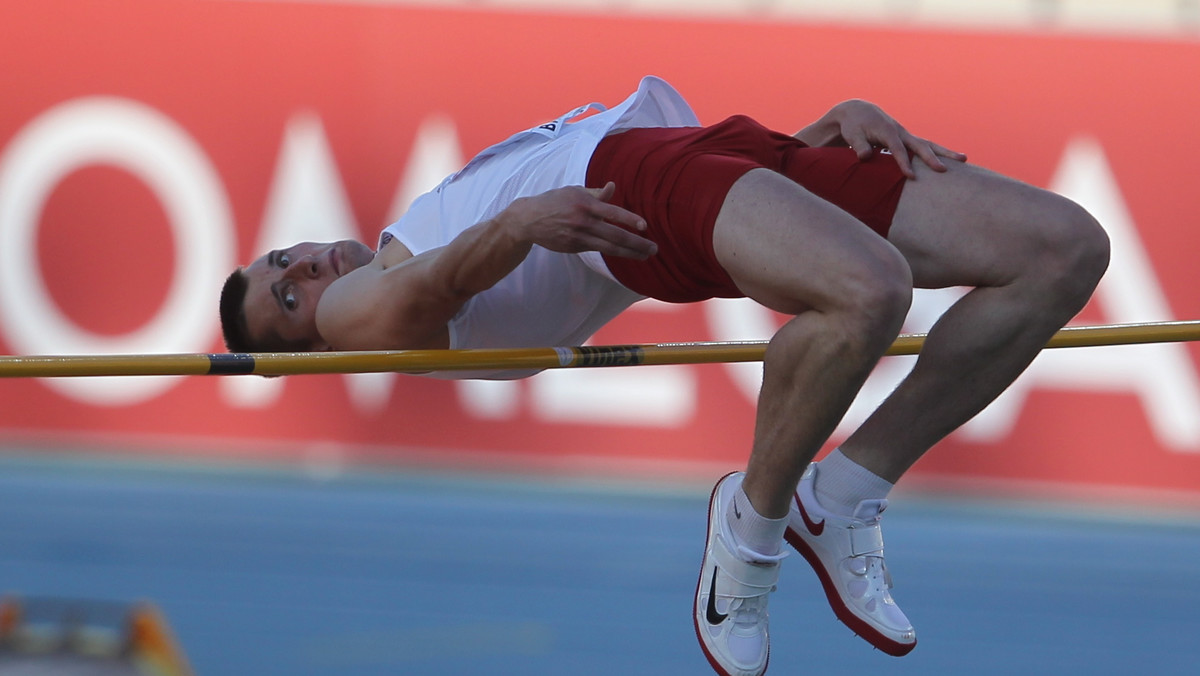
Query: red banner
2,1,1199,500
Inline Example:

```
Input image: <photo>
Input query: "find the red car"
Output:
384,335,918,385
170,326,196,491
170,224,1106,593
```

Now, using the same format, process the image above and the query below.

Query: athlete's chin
337,240,376,273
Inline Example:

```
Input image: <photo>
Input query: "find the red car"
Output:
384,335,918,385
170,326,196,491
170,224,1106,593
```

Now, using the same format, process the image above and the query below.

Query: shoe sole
693,472,769,676
784,523,915,657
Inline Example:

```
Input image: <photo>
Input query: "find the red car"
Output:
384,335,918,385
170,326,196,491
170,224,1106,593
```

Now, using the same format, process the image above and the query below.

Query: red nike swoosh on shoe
795,493,825,536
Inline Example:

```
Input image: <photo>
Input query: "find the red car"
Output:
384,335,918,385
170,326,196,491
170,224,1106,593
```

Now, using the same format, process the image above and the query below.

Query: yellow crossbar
0,321,1197,378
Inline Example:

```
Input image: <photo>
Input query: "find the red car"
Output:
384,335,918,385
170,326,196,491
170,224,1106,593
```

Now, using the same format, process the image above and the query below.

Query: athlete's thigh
887,159,1090,289
712,168,911,316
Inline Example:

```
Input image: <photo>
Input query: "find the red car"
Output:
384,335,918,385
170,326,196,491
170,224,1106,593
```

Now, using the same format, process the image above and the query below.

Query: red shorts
585,115,908,303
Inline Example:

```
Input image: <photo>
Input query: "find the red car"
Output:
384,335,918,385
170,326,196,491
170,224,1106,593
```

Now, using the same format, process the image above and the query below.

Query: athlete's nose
283,254,321,280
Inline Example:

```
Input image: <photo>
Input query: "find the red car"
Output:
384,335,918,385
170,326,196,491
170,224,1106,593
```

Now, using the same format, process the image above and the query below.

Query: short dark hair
219,268,256,352
220,267,317,354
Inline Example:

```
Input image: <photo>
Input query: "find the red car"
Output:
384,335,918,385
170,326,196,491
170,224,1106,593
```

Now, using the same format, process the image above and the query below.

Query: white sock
726,485,787,557
814,448,894,517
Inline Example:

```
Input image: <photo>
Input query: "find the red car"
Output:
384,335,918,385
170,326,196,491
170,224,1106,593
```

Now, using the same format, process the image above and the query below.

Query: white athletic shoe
694,472,784,676
784,463,917,656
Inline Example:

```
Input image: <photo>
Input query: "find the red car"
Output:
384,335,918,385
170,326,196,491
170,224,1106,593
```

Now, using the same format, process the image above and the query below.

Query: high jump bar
1,320,1198,378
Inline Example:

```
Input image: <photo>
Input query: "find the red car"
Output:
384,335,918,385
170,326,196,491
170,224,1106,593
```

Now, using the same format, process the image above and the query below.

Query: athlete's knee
1060,201,1110,285
831,247,913,352
763,246,911,369
1036,196,1111,302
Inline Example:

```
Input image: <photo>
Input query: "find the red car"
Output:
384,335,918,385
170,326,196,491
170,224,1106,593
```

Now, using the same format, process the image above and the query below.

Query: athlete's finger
881,132,917,178
587,221,657,259
841,127,875,161
593,201,647,232
931,141,968,162
582,184,647,231
587,181,618,203
905,137,947,174
579,235,657,260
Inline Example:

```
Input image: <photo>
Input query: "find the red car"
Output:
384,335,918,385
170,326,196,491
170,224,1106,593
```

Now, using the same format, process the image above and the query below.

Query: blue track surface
1,452,1198,675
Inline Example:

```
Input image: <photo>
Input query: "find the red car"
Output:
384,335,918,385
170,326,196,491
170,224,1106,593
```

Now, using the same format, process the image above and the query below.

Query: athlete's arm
314,183,654,351
794,99,966,178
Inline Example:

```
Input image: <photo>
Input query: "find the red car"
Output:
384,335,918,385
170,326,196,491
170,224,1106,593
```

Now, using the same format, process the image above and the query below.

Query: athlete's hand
795,100,967,179
503,183,656,260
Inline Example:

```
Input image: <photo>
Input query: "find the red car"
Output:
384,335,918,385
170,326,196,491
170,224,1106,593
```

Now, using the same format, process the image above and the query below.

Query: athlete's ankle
726,485,787,558
812,448,894,518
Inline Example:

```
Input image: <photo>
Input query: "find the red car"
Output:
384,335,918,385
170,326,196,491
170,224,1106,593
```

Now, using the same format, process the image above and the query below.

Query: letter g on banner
0,98,234,405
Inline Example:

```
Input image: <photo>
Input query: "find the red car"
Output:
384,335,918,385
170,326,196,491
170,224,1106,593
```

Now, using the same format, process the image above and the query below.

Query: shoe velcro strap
848,524,884,557
712,538,781,590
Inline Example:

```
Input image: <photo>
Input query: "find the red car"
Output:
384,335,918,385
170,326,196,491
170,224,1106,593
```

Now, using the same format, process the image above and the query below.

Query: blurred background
1,0,1199,673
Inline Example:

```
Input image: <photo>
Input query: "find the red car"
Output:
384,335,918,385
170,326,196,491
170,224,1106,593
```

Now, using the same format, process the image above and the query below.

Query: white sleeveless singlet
378,76,700,379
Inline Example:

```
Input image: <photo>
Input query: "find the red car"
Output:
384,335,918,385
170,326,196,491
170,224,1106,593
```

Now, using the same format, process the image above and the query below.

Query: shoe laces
727,593,769,630
862,555,894,590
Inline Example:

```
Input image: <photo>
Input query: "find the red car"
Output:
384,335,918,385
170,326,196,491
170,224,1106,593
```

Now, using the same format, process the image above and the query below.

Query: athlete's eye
284,290,297,310
279,253,291,268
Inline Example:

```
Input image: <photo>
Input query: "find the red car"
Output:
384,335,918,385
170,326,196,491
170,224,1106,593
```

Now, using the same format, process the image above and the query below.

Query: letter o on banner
0,97,234,405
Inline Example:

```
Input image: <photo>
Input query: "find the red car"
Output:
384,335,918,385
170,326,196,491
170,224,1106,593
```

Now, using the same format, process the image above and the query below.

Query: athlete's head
220,240,375,353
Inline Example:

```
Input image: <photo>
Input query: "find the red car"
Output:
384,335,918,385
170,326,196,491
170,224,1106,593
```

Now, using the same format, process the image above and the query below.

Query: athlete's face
241,240,375,351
